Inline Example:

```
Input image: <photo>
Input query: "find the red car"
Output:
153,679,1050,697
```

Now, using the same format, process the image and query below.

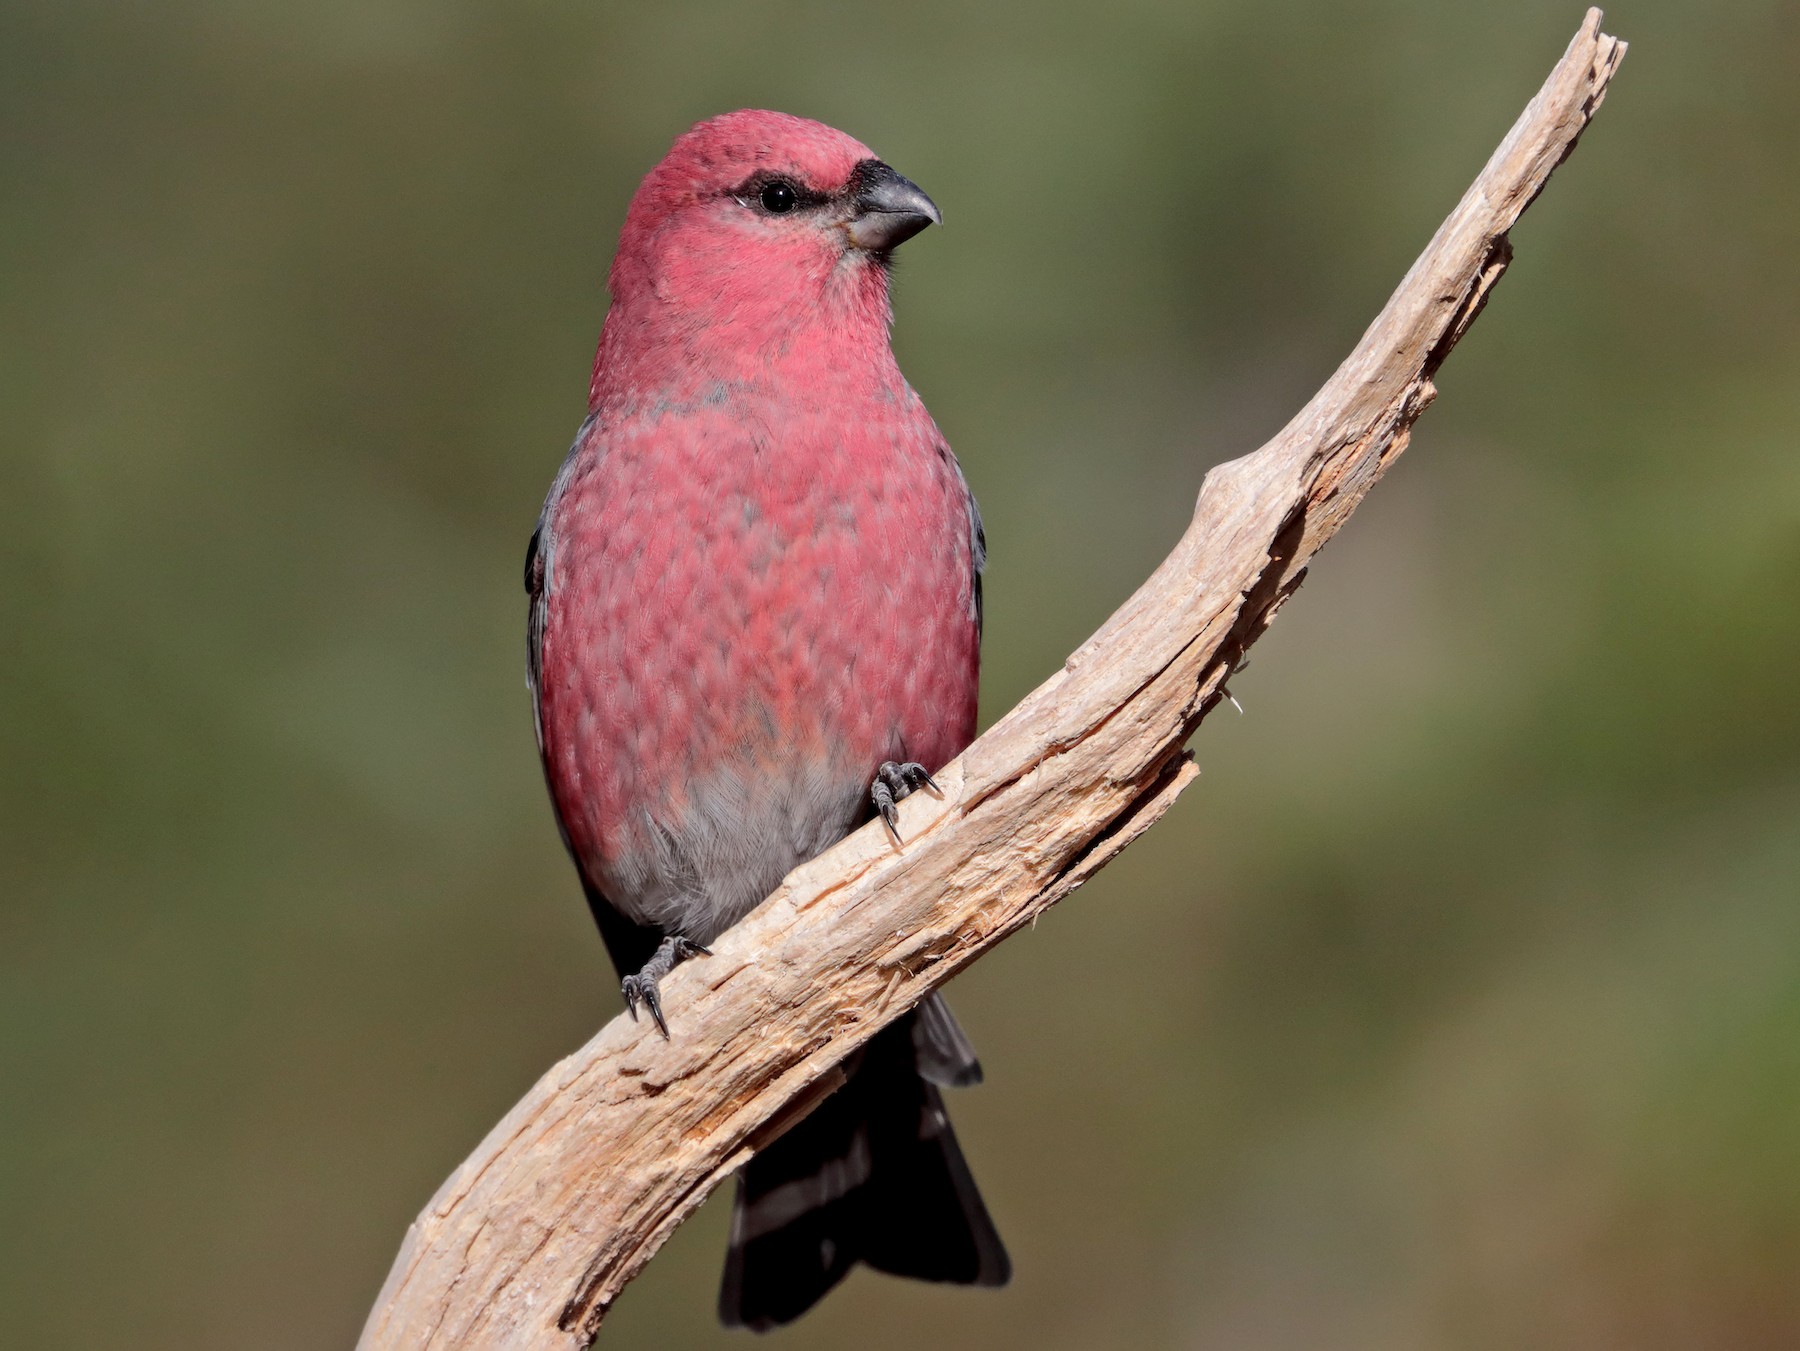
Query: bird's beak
846,160,941,252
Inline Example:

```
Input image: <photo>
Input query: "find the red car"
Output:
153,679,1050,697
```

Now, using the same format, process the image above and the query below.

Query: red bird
525,110,1008,1329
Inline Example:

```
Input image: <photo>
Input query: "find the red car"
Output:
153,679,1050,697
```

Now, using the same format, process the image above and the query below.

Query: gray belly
596,755,866,944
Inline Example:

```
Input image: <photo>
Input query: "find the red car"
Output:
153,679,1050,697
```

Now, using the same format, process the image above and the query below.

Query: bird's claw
1217,654,1251,715
622,935,711,1038
871,760,940,844
621,971,666,1036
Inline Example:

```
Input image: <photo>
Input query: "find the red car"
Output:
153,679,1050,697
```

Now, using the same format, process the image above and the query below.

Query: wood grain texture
360,12,1626,1346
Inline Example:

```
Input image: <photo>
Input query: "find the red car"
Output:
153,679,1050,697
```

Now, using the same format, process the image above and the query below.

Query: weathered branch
361,12,1626,1347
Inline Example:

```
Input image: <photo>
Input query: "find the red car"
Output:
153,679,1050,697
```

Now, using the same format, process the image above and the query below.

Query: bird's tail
717,995,1010,1331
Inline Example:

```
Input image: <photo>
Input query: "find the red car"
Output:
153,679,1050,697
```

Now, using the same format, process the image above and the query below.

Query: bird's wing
938,444,986,639
525,412,597,751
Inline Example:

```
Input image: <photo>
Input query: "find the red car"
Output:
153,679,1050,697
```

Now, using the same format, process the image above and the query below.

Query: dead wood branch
360,12,1626,1347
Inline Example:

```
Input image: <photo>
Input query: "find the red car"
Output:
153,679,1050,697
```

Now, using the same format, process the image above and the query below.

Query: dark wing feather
524,523,548,747
525,412,597,752
937,444,985,639
581,874,664,980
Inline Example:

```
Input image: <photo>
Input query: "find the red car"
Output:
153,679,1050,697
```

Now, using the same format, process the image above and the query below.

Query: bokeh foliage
4,2,1799,1347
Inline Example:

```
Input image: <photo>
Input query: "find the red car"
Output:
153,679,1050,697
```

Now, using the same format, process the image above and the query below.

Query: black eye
759,180,799,213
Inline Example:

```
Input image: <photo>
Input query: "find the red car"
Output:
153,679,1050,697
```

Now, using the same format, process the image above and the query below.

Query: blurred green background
5,1,1798,1347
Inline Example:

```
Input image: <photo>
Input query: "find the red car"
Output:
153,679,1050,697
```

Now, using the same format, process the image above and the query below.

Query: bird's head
594,110,940,402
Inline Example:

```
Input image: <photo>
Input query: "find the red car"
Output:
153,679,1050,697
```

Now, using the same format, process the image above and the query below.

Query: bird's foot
871,760,940,844
622,935,711,1037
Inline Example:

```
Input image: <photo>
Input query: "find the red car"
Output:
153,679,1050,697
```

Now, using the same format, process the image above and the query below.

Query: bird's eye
759,180,799,214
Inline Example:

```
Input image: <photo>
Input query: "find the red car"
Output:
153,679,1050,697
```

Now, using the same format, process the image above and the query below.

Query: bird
524,109,1009,1330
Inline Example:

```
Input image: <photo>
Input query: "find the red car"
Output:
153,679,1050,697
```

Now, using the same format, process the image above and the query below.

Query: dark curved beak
846,160,941,252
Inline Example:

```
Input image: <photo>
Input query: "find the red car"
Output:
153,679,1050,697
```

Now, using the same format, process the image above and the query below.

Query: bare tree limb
361,12,1626,1346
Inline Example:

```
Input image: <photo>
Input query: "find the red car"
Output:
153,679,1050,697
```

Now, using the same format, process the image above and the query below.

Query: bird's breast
536,401,977,936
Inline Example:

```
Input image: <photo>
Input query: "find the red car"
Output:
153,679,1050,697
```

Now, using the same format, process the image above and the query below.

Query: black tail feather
718,1004,1008,1331
911,992,984,1088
